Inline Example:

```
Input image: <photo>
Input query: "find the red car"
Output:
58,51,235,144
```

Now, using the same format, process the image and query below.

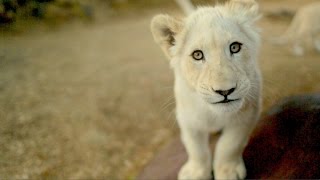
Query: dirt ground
1,0,320,179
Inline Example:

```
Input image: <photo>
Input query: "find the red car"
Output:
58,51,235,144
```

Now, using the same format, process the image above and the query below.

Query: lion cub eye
191,50,204,61
229,42,242,54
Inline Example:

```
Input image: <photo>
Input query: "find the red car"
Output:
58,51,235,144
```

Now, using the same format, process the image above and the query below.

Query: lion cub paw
214,158,246,180
178,161,212,180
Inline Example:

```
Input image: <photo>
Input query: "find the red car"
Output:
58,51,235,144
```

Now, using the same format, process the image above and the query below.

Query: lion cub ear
150,14,184,59
226,0,260,23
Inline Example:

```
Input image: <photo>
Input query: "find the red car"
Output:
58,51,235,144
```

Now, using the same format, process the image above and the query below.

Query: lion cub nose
214,87,236,96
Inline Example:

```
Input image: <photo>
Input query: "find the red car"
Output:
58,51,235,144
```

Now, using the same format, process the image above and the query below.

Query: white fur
175,0,195,15
151,0,262,179
272,2,320,56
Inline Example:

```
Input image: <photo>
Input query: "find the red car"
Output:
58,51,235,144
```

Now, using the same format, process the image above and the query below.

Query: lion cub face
151,0,260,111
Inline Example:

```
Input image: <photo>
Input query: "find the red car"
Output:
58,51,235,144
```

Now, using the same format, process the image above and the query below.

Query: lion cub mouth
211,98,240,104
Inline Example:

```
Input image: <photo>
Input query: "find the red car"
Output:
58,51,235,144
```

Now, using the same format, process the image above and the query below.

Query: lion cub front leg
213,126,250,180
178,128,212,180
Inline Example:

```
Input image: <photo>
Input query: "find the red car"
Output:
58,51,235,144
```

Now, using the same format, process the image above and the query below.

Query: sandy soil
0,0,320,179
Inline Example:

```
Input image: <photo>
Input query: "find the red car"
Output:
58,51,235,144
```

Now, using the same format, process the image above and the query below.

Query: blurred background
0,0,320,179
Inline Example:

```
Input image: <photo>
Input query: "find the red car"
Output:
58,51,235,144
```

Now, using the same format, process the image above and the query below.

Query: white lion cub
273,2,320,56
151,0,262,179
